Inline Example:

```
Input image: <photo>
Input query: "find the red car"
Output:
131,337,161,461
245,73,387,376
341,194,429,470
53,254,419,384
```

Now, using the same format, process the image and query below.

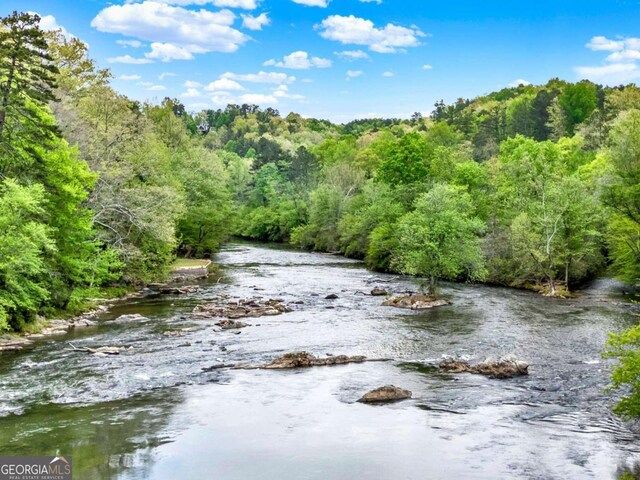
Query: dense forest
2,12,640,416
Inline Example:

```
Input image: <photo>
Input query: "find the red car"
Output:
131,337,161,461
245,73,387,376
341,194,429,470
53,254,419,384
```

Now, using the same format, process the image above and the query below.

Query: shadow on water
0,389,182,480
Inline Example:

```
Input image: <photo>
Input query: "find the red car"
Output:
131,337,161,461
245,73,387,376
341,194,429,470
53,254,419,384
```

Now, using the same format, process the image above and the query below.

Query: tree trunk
0,55,17,141
428,276,439,298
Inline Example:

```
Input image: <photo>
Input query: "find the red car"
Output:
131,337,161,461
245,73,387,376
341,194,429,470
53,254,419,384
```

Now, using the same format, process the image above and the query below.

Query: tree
557,81,598,135
393,184,486,296
376,132,432,186
0,12,59,158
604,110,640,285
0,179,54,331
603,325,640,419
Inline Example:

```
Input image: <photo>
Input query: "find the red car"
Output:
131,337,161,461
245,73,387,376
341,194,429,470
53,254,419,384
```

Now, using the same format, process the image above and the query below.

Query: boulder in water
383,294,448,310
439,359,528,379
193,298,292,320
358,385,412,403
263,352,367,369
216,319,248,330
325,294,339,300
371,288,389,296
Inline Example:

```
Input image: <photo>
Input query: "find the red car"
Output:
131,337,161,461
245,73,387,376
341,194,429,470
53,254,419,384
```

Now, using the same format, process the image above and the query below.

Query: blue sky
4,0,640,122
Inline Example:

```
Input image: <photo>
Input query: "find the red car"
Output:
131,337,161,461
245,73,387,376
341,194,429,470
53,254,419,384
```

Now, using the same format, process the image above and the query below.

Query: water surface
0,243,638,479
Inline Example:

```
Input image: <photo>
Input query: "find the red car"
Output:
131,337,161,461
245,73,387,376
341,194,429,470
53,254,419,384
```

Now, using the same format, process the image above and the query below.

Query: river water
1,242,639,479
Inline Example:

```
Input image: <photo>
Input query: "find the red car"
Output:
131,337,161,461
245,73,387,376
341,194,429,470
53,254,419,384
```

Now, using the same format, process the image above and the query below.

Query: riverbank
0,258,216,352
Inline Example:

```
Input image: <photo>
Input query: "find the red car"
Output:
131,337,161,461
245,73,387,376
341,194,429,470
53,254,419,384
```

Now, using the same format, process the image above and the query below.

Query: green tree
393,184,486,296
0,179,55,331
603,325,640,419
376,132,432,186
604,110,640,285
0,12,59,159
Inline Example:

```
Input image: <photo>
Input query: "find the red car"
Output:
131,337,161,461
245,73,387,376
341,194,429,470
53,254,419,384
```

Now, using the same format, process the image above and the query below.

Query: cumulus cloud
205,78,245,91
30,12,75,39
292,0,330,6
127,0,260,9
241,12,270,30
382,71,394,77
272,84,305,100
108,55,154,64
317,15,425,53
508,79,531,87
92,2,250,62
575,63,640,84
346,70,363,80
422,64,433,70
181,87,203,97
221,71,296,84
360,0,382,3
119,74,142,80
184,80,203,88
159,72,177,80
334,50,369,61
210,91,278,105
147,84,167,91
117,39,143,48
578,35,640,84
263,51,331,69
586,36,625,52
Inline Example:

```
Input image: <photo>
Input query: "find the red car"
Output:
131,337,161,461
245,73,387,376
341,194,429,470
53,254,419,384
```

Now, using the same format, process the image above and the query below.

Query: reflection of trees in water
0,389,182,479
618,461,640,479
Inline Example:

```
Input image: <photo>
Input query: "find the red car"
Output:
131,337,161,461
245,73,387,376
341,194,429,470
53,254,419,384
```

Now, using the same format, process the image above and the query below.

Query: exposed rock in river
358,385,412,403
159,285,200,295
371,288,389,296
67,343,132,356
215,319,248,330
263,352,367,369
113,314,149,323
193,297,292,320
439,359,529,379
383,294,449,310
325,294,339,300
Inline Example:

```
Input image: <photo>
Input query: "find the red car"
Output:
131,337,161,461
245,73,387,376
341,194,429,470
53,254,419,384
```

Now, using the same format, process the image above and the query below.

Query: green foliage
393,184,486,295
376,132,432,186
557,81,598,135
603,324,640,419
0,180,54,331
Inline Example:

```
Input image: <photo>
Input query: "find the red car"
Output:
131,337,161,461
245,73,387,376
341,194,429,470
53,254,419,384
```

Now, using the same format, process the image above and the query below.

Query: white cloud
575,63,640,84
181,88,203,97
117,39,143,48
578,35,640,85
159,72,177,80
422,64,433,70
241,12,270,30
92,2,250,62
263,51,332,69
239,93,278,104
272,84,305,100
119,74,142,80
147,84,167,91
606,49,640,62
382,71,394,77
222,71,296,84
131,0,260,9
108,55,154,64
30,12,74,39
292,0,330,6
317,15,425,53
205,78,245,91
146,42,206,61
586,36,625,52
346,70,363,80
360,0,382,3
210,91,278,105
335,49,369,61
508,79,531,87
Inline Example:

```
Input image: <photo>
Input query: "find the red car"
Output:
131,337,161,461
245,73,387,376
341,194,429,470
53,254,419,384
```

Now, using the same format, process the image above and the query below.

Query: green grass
172,258,211,269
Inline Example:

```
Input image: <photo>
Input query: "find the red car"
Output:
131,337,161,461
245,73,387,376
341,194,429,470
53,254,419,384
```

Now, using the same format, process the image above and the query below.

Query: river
1,242,639,479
